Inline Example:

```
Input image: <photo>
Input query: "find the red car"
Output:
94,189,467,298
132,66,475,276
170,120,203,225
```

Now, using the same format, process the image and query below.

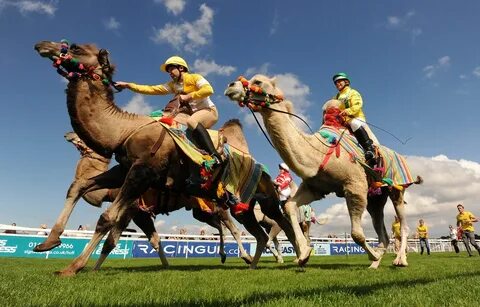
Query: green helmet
333,72,350,83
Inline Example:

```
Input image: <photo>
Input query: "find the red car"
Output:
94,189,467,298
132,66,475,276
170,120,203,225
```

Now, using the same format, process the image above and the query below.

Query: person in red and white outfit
274,163,293,207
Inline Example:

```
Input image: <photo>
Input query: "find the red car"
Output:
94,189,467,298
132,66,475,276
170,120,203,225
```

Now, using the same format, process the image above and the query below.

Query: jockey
115,56,222,163
274,163,293,206
332,72,376,164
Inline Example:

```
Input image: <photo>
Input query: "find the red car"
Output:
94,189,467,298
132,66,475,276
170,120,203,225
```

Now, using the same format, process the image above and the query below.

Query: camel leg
56,163,151,276
390,189,409,267
344,186,381,265
193,208,226,263
219,209,253,264
366,189,389,269
93,207,134,271
34,180,87,252
268,224,284,264
232,204,268,269
255,174,300,262
35,166,126,253
260,216,284,263
301,221,312,246
283,183,316,266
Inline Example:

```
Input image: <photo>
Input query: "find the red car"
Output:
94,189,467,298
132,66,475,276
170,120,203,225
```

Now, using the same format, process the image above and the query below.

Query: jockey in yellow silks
115,56,222,163
332,72,377,165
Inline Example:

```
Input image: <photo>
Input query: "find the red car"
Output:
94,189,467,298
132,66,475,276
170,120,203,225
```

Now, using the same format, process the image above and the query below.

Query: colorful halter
51,39,120,90
236,76,284,110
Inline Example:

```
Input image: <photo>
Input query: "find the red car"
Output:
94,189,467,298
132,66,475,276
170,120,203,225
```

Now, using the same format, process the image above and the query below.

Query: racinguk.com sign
132,240,250,258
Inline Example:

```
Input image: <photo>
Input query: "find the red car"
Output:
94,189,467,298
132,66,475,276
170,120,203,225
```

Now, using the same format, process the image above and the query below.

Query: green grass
1,253,480,306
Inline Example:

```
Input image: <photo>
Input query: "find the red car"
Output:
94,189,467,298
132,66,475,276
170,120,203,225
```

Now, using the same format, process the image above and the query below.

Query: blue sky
1,0,479,237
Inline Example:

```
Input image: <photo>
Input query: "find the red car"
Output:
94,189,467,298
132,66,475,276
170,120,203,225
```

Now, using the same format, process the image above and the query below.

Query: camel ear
98,49,114,76
270,77,277,87
98,49,110,67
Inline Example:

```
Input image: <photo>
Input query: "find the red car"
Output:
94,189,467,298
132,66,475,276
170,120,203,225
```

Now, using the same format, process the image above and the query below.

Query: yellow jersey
391,221,401,238
333,86,366,122
417,225,428,239
457,211,476,232
127,72,214,112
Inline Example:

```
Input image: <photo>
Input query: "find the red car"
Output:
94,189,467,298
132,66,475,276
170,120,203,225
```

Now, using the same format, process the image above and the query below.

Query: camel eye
252,80,262,85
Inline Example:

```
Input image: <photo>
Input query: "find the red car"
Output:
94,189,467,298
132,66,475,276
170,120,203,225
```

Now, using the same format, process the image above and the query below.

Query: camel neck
262,105,325,179
66,80,154,157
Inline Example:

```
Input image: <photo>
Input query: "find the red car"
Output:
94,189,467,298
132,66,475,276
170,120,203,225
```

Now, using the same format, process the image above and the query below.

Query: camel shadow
95,260,368,274
129,270,480,307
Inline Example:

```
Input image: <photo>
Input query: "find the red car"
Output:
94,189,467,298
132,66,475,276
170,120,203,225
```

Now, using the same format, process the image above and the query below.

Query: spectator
448,225,460,254
456,204,480,257
416,219,430,255
37,224,48,236
5,223,17,234
199,229,206,240
274,163,293,207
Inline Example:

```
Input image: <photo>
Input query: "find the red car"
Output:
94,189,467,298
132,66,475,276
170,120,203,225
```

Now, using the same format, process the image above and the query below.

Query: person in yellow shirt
456,204,480,256
391,216,402,253
416,219,430,255
115,56,222,163
332,72,377,165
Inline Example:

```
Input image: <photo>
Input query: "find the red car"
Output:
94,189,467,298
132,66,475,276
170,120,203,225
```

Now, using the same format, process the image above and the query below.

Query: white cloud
386,10,421,42
270,10,279,35
1,0,57,16
121,94,154,115
154,219,166,229
245,63,271,77
310,155,480,238
155,0,185,16
473,66,480,78
386,10,415,29
104,16,120,30
422,56,450,79
192,59,236,77
151,3,214,52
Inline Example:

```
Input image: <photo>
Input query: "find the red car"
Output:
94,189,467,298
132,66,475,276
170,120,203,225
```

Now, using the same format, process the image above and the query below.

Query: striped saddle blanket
160,122,263,204
317,126,416,187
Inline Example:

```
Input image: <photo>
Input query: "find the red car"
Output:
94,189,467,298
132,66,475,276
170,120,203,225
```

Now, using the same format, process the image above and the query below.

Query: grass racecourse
2,253,480,306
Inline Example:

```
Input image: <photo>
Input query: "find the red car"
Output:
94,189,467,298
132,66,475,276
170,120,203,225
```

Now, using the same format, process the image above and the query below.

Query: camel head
322,99,342,111
34,40,115,82
224,74,284,112
64,131,91,155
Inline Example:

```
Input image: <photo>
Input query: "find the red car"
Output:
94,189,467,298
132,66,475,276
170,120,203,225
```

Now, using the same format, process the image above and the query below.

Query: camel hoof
277,258,284,264
368,251,381,262
241,255,253,265
220,253,227,264
33,240,61,252
369,260,381,269
393,258,408,267
293,258,299,263
298,246,313,266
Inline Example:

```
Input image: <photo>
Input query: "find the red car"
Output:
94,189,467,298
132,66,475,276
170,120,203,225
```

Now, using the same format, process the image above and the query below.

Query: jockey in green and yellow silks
332,72,376,165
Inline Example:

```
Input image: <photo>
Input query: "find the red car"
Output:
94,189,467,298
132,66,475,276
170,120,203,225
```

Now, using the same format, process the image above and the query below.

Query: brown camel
225,74,423,268
34,41,297,275
34,131,253,268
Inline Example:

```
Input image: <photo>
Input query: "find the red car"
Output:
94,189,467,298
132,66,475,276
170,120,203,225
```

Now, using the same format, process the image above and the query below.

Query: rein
234,76,347,150
51,39,122,92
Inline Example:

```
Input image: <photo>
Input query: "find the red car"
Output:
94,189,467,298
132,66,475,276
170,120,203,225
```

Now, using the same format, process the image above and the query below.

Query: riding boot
353,126,376,164
191,123,222,163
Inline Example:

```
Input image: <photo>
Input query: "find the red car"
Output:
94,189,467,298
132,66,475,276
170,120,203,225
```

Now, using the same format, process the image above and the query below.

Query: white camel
225,74,422,268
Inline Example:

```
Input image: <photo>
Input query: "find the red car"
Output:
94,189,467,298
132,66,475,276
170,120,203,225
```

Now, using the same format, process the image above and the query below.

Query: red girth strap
319,142,341,171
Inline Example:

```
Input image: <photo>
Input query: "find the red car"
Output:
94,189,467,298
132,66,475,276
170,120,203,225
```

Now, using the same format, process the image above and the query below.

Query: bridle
235,76,284,111
231,75,347,151
50,39,122,92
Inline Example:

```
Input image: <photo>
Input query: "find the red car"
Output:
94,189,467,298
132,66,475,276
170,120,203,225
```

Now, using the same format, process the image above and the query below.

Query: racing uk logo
0,239,17,253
